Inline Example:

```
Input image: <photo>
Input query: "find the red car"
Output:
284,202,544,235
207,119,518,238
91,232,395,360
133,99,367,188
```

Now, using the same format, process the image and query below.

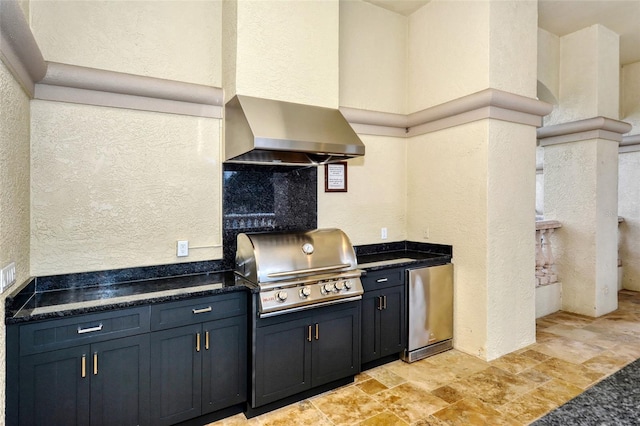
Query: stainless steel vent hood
224,95,365,166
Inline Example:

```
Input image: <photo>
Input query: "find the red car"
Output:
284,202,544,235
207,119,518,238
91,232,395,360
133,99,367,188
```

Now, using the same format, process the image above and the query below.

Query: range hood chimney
224,95,365,166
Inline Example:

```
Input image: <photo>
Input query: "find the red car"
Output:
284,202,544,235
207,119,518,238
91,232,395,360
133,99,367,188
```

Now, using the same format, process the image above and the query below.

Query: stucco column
540,25,627,317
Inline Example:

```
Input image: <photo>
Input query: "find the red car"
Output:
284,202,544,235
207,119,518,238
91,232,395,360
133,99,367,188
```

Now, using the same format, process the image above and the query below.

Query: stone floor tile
531,357,604,389
431,397,523,426
311,385,385,425
258,400,332,426
490,352,543,375
533,334,607,364
364,364,407,388
356,378,389,395
373,381,449,424
358,411,409,426
528,378,583,406
447,366,538,407
498,392,557,425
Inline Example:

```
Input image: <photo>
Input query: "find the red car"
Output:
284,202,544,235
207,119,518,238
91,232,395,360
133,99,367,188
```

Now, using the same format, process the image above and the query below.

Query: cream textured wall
221,0,238,101
29,0,222,86
339,0,407,114
544,139,619,316
30,101,222,276
537,28,560,104
485,121,537,358
1,60,31,426
234,0,339,107
318,135,406,245
406,122,489,358
408,0,490,111
621,61,640,133
619,151,640,291
546,25,620,125
406,121,536,360
488,0,537,98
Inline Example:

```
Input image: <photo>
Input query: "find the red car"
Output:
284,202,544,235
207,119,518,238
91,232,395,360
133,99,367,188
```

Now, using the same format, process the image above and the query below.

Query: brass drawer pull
376,278,388,283
93,352,98,375
77,323,103,334
81,355,86,378
192,307,212,314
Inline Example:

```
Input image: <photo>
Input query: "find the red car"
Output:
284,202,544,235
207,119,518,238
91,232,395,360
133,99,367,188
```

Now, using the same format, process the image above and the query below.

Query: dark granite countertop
357,250,451,271
6,241,452,325
356,241,452,272
5,270,255,325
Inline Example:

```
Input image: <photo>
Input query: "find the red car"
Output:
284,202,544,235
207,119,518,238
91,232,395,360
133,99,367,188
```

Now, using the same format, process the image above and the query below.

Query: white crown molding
537,117,632,146
620,134,640,153
340,89,552,138
35,62,224,118
0,0,46,96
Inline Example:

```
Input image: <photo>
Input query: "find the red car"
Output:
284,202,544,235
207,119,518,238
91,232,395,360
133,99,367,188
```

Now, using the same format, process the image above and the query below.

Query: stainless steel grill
235,228,364,317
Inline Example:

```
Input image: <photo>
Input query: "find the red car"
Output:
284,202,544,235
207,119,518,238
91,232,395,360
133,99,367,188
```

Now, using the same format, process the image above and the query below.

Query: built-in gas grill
235,228,364,317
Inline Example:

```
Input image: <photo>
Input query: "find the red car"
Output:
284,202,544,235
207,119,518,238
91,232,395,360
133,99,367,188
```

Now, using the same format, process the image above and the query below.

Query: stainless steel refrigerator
401,263,453,363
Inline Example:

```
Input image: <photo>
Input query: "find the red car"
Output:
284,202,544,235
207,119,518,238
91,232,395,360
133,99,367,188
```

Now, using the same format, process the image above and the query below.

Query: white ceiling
363,0,640,65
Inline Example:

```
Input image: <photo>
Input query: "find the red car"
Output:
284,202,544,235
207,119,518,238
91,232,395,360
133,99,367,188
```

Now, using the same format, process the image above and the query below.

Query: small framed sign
324,162,348,192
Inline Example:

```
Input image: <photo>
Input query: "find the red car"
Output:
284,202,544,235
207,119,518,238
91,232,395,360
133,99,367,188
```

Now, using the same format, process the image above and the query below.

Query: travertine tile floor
211,290,640,426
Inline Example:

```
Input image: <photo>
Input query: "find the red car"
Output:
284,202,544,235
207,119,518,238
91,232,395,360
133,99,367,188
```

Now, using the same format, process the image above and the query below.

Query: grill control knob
300,287,312,298
344,280,352,290
323,282,336,293
334,281,345,291
275,291,288,302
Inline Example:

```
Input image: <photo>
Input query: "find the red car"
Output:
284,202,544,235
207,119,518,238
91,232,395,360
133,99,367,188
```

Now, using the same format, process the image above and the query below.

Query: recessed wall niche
222,163,317,267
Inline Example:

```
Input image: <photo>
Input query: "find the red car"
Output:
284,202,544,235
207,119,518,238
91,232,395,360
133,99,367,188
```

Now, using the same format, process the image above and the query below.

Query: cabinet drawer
362,268,404,291
19,306,151,356
151,292,247,331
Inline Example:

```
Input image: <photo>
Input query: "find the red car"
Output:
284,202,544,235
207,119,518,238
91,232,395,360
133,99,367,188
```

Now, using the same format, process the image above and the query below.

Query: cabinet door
150,324,202,425
312,304,360,386
19,345,91,426
254,317,311,407
90,335,150,426
379,285,406,358
361,290,382,364
202,315,247,414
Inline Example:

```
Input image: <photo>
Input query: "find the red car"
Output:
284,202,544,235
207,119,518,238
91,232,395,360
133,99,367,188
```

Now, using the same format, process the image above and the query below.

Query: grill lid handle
266,263,353,279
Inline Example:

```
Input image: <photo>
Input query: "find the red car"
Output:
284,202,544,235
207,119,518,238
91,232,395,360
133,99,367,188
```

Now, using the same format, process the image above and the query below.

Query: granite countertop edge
5,271,257,325
6,248,452,325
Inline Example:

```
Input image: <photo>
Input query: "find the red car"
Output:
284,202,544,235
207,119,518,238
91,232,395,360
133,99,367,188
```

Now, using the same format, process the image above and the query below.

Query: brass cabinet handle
205,331,210,350
377,296,383,310
196,333,201,352
315,323,319,340
93,352,98,375
307,325,312,342
192,306,212,314
383,295,387,310
81,355,86,378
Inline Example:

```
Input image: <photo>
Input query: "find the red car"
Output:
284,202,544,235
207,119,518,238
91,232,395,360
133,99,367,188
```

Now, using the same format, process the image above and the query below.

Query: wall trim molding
620,134,640,153
537,117,632,146
340,89,552,138
0,1,223,118
35,62,224,118
0,0,46,96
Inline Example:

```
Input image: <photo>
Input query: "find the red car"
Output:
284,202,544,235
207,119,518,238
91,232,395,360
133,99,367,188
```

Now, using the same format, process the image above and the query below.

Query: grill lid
235,228,359,285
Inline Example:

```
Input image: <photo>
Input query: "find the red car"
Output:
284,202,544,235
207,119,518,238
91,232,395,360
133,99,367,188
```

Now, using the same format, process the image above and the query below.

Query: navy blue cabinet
150,293,247,425
14,308,151,426
252,301,360,408
361,268,406,366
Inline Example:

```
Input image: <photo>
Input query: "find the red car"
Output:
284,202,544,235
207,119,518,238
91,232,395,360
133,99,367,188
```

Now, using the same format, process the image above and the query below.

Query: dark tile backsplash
222,164,318,268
